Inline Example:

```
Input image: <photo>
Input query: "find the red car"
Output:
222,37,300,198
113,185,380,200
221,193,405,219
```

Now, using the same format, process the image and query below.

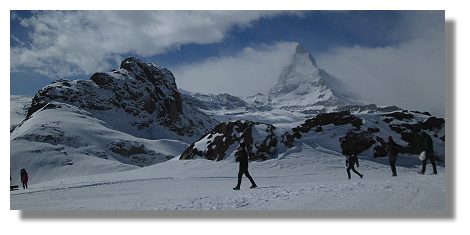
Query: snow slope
10,144,445,210
10,94,446,210
10,95,31,129
10,101,190,183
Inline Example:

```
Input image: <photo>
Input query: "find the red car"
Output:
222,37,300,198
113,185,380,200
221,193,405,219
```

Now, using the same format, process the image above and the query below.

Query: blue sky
9,10,445,116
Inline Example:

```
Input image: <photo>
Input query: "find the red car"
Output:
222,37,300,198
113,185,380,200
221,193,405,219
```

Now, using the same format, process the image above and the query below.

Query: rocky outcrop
180,110,445,163
26,57,217,139
378,111,445,156
10,57,220,178
180,120,280,161
107,140,174,167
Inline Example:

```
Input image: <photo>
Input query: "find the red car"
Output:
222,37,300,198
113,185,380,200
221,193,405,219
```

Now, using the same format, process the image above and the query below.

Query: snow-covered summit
268,43,369,112
184,43,376,118
269,44,319,95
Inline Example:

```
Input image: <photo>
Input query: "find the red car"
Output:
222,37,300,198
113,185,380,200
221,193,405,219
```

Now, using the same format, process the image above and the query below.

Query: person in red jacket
20,169,28,189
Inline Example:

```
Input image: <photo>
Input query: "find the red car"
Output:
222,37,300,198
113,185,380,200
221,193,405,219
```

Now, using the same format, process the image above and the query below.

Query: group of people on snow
386,131,438,177
11,131,439,191
343,130,439,180
234,130,440,189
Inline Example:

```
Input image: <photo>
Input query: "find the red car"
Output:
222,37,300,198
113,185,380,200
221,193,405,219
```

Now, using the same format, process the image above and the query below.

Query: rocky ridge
180,110,445,162
25,57,217,139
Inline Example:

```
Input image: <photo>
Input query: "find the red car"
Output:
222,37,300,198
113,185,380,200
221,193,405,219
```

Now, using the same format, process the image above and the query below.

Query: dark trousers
22,181,28,189
347,165,362,179
236,169,256,188
389,160,397,176
421,156,437,174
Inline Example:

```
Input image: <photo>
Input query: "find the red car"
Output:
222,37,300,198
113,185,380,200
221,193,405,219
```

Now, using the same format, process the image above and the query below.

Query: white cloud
173,42,298,96
10,10,445,116
316,17,445,116
10,10,294,78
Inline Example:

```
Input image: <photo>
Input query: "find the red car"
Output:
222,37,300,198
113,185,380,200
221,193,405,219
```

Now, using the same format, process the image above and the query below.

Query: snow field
10,146,445,210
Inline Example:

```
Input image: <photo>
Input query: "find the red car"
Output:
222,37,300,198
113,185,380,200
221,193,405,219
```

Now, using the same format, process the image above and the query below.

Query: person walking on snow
345,152,363,179
418,131,437,175
20,168,28,189
233,143,257,190
386,136,399,177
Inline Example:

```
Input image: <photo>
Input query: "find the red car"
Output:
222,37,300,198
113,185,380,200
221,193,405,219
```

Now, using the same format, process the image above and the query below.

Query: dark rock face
27,57,216,139
29,57,181,121
377,112,445,156
284,111,363,146
107,140,173,167
292,111,376,156
180,120,280,161
180,110,445,163
340,130,376,155
341,111,445,158
180,111,367,162
301,111,363,130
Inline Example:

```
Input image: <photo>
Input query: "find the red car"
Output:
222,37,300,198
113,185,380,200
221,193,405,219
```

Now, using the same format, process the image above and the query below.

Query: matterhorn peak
268,43,367,112
269,43,321,96
294,43,318,67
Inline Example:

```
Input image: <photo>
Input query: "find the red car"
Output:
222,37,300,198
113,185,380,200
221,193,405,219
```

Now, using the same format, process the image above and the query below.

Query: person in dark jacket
20,168,28,189
418,131,437,175
386,136,399,176
345,152,363,179
233,143,257,190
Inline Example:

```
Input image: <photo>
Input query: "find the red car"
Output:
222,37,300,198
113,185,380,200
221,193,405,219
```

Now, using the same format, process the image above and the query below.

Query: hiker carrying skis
418,131,437,175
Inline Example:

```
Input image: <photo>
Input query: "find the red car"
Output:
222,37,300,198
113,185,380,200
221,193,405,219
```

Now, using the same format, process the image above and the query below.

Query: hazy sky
9,10,445,116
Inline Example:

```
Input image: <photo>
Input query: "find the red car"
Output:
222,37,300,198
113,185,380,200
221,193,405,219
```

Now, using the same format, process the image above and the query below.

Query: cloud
316,11,445,116
173,42,298,96
10,10,295,78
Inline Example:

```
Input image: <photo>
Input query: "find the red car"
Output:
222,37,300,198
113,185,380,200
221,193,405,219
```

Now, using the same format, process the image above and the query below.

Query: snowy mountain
10,52,446,211
10,95,32,130
179,45,446,161
180,90,253,111
183,43,393,119
26,57,217,140
10,57,218,183
10,109,446,210
176,45,445,164
268,44,369,112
